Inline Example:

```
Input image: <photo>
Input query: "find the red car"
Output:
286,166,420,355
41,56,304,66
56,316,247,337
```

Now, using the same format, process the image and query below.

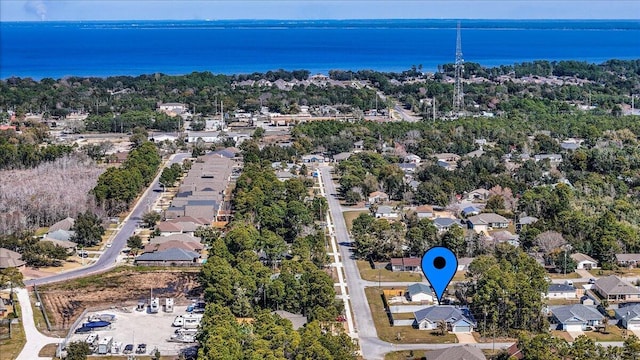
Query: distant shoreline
2,19,638,80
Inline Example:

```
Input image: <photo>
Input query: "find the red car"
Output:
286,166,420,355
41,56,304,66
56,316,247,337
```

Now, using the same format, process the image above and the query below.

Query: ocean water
1,19,639,80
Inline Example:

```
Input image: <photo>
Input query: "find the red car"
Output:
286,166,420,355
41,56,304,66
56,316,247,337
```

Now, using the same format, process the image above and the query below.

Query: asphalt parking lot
67,304,196,356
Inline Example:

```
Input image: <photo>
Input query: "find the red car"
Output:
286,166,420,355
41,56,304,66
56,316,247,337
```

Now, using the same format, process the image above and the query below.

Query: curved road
25,152,189,286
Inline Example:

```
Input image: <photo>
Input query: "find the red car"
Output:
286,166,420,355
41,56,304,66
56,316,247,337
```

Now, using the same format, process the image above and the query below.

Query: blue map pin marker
421,246,458,305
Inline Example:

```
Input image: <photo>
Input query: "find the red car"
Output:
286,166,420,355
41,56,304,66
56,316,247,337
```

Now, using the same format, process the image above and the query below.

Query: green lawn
0,302,26,360
343,210,368,232
364,287,458,344
357,261,422,283
385,350,425,360
583,326,625,342
590,268,640,278
547,272,581,279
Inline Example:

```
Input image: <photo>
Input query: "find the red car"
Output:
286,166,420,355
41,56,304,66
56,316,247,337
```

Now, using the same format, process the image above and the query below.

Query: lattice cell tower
453,21,464,113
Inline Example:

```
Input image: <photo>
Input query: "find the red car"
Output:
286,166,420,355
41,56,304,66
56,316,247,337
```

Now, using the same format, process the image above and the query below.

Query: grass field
583,326,625,341
357,261,422,283
343,210,368,232
365,287,458,344
384,350,425,360
548,272,582,279
0,302,25,360
39,343,59,357
590,268,640,278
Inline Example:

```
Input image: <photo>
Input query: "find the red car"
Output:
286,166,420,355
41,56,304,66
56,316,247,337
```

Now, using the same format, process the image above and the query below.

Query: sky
1,0,639,21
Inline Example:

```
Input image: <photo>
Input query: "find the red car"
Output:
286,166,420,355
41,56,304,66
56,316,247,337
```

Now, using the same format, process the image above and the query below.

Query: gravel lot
66,303,197,356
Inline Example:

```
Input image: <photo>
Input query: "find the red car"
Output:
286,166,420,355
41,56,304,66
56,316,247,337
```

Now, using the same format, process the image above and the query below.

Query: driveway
567,330,585,340
455,332,477,344
16,288,60,360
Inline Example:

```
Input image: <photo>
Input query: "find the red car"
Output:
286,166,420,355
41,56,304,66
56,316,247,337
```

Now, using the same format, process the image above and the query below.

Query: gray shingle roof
0,248,26,269
467,213,509,225
595,275,640,295
548,284,576,293
425,345,486,360
433,218,459,228
414,306,476,326
407,283,433,296
616,254,640,263
551,304,603,323
136,248,199,262
614,304,640,320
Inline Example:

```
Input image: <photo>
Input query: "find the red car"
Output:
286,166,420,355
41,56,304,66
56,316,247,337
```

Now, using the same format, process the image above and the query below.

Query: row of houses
165,150,237,222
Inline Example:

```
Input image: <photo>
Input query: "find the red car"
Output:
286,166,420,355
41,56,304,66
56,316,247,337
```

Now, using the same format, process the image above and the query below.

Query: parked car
123,344,133,354
136,343,147,354
589,278,596,284
74,326,92,334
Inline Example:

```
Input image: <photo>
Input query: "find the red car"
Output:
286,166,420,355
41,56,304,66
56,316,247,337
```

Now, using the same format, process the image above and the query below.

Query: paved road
25,152,190,286
318,166,512,359
15,288,60,360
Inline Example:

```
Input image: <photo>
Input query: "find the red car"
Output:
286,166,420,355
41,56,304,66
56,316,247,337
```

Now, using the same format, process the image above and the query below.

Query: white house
571,253,598,270
544,284,577,299
615,304,640,330
551,304,603,331
406,283,434,303
466,213,510,234
375,205,398,219
368,191,389,204
415,205,434,219
413,306,476,333
159,102,187,115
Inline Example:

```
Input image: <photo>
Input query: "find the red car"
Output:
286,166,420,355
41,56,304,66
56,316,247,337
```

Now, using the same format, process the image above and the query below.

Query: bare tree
535,231,567,254
0,154,104,234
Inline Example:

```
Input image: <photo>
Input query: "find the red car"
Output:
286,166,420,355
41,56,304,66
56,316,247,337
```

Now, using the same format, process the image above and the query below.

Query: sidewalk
16,288,60,360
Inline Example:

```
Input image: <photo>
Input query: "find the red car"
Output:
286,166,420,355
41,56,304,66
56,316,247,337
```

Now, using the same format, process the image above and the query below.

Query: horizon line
2,18,639,23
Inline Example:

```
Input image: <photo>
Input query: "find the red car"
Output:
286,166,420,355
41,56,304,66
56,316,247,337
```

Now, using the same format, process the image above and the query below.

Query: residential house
158,102,187,115
332,152,353,162
301,154,325,163
433,218,461,234
368,191,389,204
457,257,474,272
272,310,307,330
615,304,640,330
593,275,640,302
353,140,364,152
466,213,510,233
544,284,577,299
466,149,485,158
390,257,422,272
516,216,538,233
461,206,481,217
375,205,398,219
467,188,490,201
560,139,581,151
616,254,640,268
143,240,204,255
571,253,598,270
148,233,202,245
490,230,520,247
276,171,296,182
0,248,26,269
434,153,460,171
398,163,417,173
156,217,210,236
551,304,604,331
425,345,486,360
135,248,200,267
49,217,75,232
415,205,434,219
534,154,563,165
413,306,476,332
406,283,435,303
404,154,421,164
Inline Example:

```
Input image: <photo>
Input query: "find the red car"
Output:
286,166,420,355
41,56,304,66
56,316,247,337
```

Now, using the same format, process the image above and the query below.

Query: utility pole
433,98,436,122
453,21,464,114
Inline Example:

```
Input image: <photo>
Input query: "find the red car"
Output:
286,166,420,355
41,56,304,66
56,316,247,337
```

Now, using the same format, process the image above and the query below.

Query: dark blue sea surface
1,19,639,79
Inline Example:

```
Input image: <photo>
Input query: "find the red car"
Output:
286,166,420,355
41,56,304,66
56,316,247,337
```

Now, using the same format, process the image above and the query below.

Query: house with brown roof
156,217,210,236
368,191,389,204
415,205,434,219
593,275,640,302
143,240,204,254
390,257,422,272
0,248,26,269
